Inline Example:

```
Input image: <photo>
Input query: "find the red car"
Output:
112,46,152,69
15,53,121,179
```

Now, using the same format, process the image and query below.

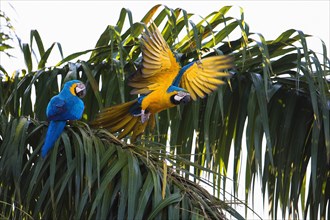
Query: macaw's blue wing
46,96,67,120
41,120,66,158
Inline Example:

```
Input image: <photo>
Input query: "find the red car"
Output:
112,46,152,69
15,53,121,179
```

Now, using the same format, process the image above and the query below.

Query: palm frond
0,115,243,219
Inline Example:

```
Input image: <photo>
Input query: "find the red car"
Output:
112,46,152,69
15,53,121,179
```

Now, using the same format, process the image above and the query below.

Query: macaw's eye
75,83,86,98
170,91,191,105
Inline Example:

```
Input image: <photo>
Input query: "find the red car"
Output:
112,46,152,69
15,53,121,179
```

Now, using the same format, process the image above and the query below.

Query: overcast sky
1,1,329,74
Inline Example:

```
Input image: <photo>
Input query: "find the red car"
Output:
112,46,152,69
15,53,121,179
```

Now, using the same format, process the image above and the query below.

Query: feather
190,80,205,98
142,42,160,58
118,117,139,139
130,88,151,95
41,121,66,158
143,51,159,62
110,115,132,132
131,119,149,142
183,78,197,100
143,61,162,69
194,77,213,93
142,68,157,76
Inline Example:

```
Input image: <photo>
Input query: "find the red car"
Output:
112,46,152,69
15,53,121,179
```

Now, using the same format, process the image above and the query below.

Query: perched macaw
41,80,86,158
92,24,233,141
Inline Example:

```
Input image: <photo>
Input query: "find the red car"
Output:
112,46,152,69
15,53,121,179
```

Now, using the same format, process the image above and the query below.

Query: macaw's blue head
62,80,86,98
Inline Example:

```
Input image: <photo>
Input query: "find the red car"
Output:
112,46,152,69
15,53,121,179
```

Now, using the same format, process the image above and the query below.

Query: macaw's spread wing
177,56,233,100
46,96,67,120
128,24,180,95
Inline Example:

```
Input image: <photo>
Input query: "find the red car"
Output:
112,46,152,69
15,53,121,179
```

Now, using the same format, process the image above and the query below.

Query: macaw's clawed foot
141,110,150,123
134,109,150,123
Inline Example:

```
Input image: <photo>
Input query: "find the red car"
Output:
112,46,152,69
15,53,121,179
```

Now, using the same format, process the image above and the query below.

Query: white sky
1,1,329,74
1,1,329,219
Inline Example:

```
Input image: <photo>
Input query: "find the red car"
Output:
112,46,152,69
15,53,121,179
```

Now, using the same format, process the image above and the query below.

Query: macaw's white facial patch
171,91,191,105
174,91,190,102
75,83,86,98
174,95,183,102
69,83,86,98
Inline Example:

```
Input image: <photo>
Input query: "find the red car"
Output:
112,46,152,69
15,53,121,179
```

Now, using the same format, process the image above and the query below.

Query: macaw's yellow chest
141,89,176,114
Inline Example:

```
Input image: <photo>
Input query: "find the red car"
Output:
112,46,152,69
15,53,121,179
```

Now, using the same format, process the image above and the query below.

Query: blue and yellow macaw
92,24,233,141
41,80,86,158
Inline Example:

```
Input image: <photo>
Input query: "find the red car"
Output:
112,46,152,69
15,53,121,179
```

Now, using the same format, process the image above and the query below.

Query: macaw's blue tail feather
41,121,66,158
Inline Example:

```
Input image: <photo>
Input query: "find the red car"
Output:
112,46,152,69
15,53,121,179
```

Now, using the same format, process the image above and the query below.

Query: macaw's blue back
41,121,66,158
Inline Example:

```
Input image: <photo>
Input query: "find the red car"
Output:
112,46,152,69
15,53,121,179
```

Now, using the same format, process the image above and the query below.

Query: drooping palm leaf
0,115,245,219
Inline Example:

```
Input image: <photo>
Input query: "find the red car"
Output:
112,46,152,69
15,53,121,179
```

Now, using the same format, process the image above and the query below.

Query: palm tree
1,4,329,219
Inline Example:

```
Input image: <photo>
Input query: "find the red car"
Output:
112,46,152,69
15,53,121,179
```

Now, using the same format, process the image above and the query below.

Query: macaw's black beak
75,83,86,98
180,94,191,104
170,91,191,105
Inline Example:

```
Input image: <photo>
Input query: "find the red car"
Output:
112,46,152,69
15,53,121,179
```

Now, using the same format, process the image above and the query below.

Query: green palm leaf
0,116,241,219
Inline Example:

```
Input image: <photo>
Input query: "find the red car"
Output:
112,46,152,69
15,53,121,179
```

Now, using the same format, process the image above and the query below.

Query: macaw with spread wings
92,24,233,141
